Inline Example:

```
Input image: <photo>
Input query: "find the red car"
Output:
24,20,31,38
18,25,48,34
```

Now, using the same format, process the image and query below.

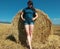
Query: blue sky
0,0,60,25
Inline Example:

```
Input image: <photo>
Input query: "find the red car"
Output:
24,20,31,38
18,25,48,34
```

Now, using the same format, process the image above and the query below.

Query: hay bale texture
11,9,52,48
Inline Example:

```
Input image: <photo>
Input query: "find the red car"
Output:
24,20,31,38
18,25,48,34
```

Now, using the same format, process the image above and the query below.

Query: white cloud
51,18,60,25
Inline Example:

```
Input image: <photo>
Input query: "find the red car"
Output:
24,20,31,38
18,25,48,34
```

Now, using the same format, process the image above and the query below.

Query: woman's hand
32,13,38,21
32,18,35,21
22,18,25,21
21,11,25,21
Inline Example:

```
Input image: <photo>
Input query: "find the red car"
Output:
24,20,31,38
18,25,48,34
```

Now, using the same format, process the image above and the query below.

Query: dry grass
0,23,12,40
0,9,60,49
52,25,60,36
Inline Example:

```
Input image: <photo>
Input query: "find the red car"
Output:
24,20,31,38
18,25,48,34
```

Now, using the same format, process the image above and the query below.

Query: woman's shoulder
23,7,28,10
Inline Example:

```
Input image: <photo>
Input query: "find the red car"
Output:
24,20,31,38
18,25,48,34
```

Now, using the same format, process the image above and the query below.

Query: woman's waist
24,18,34,22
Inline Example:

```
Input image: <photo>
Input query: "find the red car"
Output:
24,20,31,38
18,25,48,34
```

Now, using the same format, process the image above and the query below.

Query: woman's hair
27,1,36,12
27,1,33,6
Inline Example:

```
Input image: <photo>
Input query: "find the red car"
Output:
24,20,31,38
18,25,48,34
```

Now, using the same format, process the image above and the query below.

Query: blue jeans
23,20,34,25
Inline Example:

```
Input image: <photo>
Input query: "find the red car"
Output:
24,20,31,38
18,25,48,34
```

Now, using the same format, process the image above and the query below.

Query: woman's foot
30,47,32,49
26,40,29,46
26,43,32,49
29,45,32,49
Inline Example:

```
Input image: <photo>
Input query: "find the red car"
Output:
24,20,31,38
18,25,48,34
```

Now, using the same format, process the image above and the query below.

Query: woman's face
28,4,33,8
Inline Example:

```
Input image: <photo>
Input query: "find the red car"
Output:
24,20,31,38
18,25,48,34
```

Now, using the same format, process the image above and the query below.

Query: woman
21,1,38,49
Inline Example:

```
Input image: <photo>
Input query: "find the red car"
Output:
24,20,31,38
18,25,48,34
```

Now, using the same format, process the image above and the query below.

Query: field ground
0,23,60,49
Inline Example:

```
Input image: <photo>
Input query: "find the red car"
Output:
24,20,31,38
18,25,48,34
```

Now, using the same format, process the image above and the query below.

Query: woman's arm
21,12,25,21
32,13,38,21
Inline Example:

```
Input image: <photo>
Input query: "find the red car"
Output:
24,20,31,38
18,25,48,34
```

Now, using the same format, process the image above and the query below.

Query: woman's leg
29,24,34,41
29,24,34,49
24,25,31,49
